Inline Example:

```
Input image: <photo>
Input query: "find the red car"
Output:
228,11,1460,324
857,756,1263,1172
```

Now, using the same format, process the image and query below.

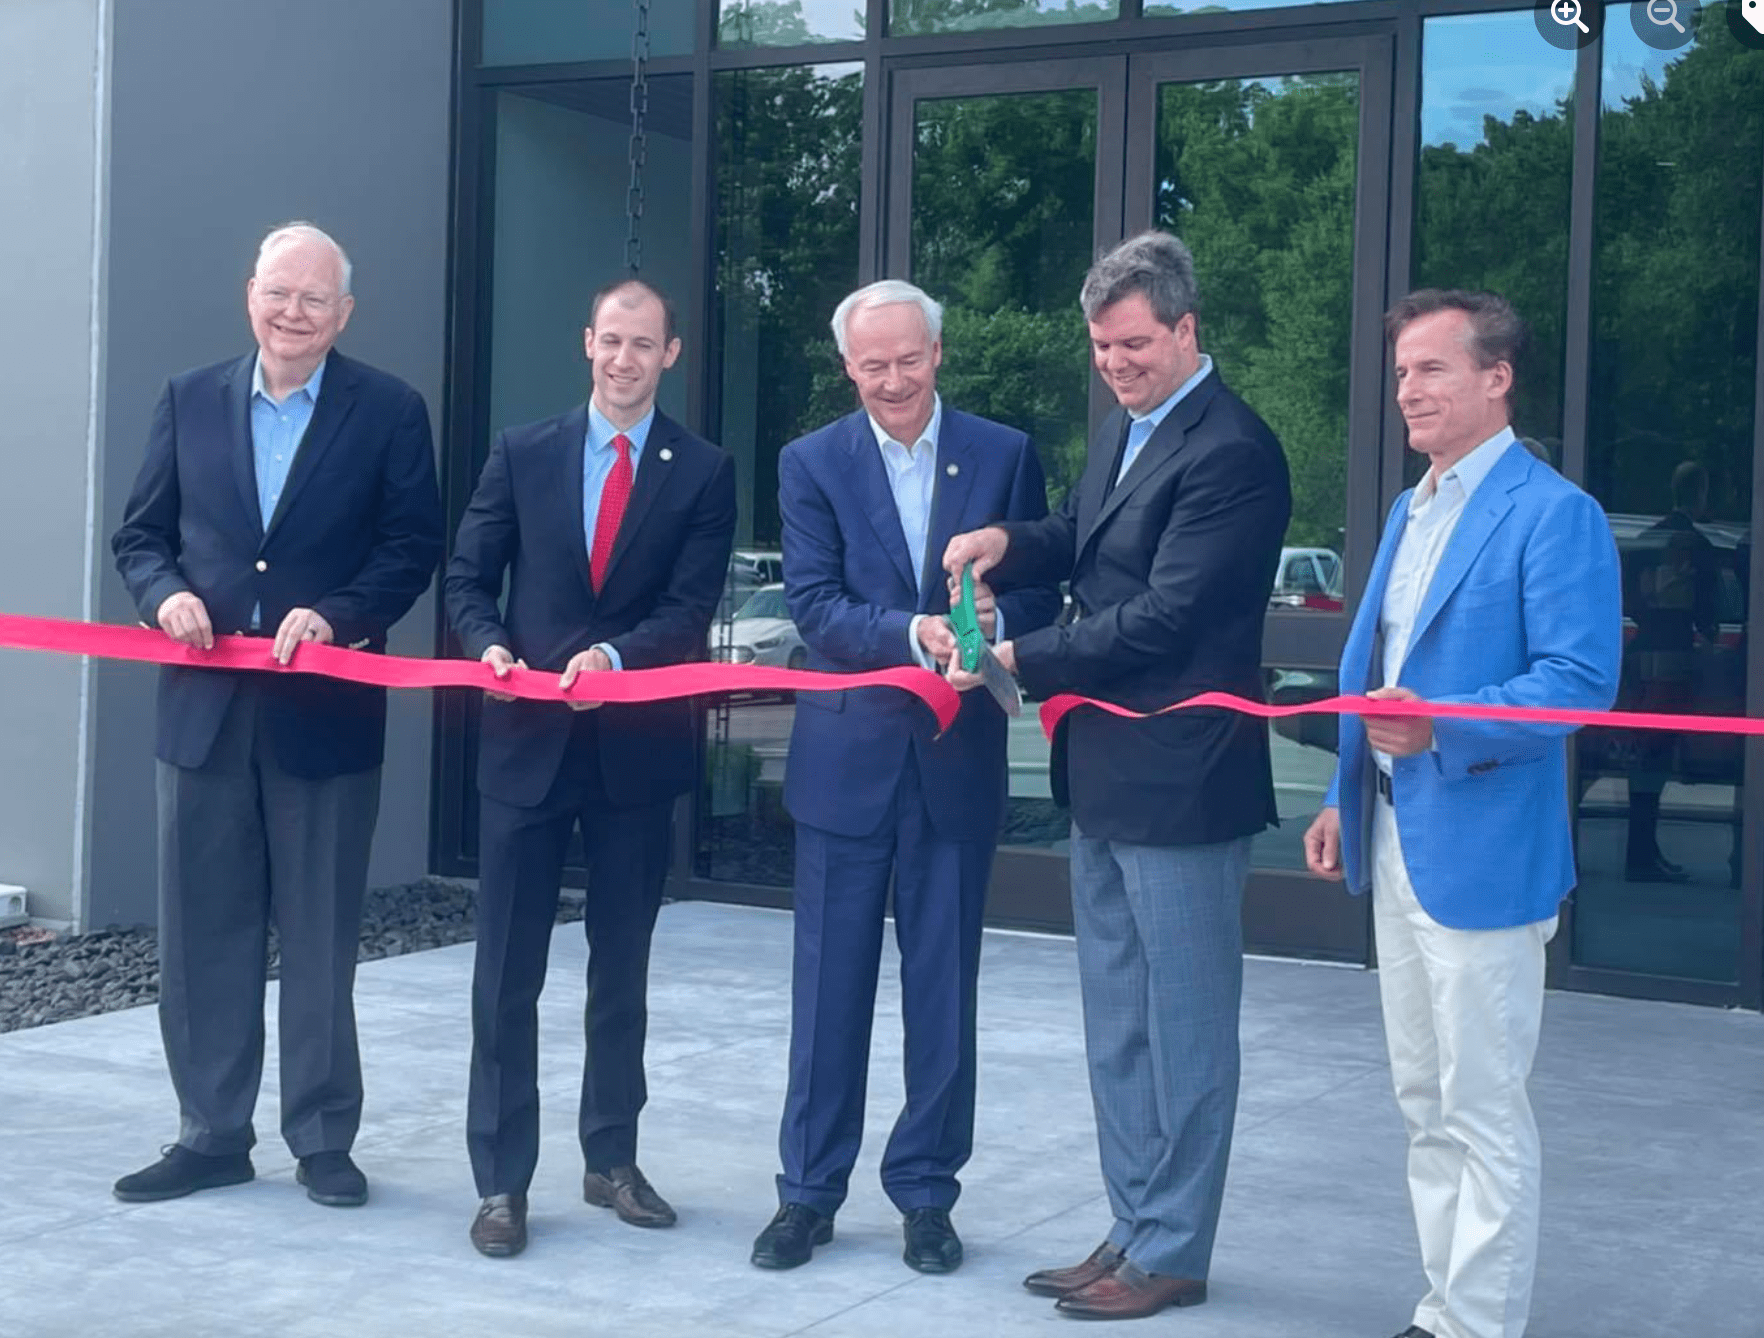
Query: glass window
698,63,863,887
891,0,1118,38
1574,7,1759,984
481,0,695,65
1414,12,1576,465
719,0,864,47
909,86,1098,850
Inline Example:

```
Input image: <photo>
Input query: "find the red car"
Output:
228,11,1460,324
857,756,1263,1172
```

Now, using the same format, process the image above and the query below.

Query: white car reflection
711,584,807,669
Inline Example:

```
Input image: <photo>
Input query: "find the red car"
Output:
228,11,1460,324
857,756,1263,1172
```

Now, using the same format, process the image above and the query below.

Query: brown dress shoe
583,1164,676,1228
470,1193,528,1257
1055,1260,1207,1319
1024,1242,1124,1297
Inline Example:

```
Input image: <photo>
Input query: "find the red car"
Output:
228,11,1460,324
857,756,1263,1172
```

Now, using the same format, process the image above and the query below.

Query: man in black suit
944,231,1290,1321
111,222,443,1209
445,279,736,1258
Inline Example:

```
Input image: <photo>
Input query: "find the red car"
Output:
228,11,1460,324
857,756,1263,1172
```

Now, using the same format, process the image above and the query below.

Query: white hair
830,279,943,358
256,220,353,296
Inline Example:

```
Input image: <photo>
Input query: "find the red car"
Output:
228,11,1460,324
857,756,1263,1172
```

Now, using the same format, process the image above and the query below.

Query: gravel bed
0,878,582,1034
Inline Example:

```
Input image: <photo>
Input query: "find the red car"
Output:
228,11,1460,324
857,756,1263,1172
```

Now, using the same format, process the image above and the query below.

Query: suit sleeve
780,443,918,670
992,435,1063,638
994,483,1079,590
1012,434,1290,699
444,431,521,661
111,382,193,624
311,388,443,647
602,452,738,669
1428,489,1624,774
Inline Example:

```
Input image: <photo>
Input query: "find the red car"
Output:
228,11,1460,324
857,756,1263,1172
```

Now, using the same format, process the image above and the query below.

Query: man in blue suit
749,280,1061,1274
1304,290,1622,1338
111,223,443,1210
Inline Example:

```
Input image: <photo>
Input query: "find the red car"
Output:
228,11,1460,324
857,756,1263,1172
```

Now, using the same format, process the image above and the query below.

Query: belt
1375,769,1395,806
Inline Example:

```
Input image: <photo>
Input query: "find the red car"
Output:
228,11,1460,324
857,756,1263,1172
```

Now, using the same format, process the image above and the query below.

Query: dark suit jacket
112,349,443,779
779,407,1062,841
445,405,737,810
997,369,1291,846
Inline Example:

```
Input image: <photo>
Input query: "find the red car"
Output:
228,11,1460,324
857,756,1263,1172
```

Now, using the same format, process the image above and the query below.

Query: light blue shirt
1116,353,1214,483
248,356,325,628
582,401,656,670
868,394,942,596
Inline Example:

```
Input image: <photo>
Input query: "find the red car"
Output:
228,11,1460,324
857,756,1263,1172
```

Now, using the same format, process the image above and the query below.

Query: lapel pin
659,447,673,462
946,463,959,477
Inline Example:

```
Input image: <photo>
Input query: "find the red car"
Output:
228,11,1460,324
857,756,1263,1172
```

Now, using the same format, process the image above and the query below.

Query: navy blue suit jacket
445,405,737,810
997,370,1291,846
780,407,1062,841
112,349,443,779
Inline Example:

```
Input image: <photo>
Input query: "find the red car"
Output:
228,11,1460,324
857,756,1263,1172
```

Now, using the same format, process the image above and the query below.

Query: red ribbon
0,613,961,732
3,613,1758,743
1040,690,1764,740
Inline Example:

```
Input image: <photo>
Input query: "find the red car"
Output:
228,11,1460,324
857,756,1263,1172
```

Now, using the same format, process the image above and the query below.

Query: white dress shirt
1374,425,1516,773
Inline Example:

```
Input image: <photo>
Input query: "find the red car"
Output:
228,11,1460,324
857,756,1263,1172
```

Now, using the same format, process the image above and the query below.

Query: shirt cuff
592,641,623,671
907,615,936,671
992,607,1005,645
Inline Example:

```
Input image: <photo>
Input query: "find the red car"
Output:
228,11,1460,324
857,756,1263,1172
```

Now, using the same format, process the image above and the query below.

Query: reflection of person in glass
1618,461,1720,882
1303,290,1622,1338
751,281,1061,1275
944,232,1292,1322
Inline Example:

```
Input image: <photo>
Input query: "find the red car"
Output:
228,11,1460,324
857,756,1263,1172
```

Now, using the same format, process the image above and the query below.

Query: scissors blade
973,643,1023,717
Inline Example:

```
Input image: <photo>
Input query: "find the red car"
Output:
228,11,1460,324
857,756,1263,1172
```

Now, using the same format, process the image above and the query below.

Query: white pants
1371,798,1555,1338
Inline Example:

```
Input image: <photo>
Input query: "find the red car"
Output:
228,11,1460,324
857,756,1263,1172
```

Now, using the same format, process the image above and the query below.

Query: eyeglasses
257,287,340,315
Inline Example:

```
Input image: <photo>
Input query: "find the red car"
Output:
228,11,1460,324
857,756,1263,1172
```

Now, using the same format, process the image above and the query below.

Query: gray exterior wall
0,0,109,926
83,0,456,928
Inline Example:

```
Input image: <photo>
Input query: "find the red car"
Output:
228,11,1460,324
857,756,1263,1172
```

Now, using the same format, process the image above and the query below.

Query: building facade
3,0,1760,1009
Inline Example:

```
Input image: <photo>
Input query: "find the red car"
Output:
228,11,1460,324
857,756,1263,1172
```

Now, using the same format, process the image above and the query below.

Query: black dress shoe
297,1151,368,1207
751,1203,834,1270
902,1206,963,1273
583,1164,676,1228
1390,1327,1435,1338
113,1145,254,1202
1626,856,1690,883
470,1193,528,1257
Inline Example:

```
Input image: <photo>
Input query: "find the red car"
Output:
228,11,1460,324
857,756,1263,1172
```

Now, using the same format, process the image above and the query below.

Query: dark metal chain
625,0,651,275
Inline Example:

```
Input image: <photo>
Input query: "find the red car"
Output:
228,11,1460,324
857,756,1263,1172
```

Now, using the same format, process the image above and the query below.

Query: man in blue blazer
1304,290,1622,1338
111,223,443,1210
446,279,736,1258
749,280,1061,1274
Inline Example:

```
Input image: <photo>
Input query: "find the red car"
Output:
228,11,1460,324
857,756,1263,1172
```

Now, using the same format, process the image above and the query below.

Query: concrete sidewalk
1,901,1758,1337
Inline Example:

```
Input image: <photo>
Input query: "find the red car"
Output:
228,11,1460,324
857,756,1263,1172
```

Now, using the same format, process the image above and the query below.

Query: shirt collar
588,401,656,455
1129,353,1214,426
867,394,942,457
1412,425,1516,513
251,353,326,406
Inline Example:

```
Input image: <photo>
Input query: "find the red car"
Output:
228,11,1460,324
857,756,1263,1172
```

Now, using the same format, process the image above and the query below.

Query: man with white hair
749,280,1061,1273
112,222,442,1210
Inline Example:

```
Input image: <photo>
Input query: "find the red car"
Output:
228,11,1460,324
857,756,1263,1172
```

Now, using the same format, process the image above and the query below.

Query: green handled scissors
947,562,1023,716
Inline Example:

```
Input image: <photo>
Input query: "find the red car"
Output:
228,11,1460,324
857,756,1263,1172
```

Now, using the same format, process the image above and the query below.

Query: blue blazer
780,407,1062,842
112,350,442,779
1324,442,1623,929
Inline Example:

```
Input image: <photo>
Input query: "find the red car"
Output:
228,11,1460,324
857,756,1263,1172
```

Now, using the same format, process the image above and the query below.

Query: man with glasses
111,222,443,1211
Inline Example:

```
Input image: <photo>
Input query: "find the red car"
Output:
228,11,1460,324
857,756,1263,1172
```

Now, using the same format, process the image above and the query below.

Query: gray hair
1080,231,1197,327
256,220,353,296
831,279,943,358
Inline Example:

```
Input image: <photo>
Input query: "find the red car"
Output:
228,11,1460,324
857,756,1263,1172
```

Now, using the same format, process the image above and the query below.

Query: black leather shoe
902,1207,963,1273
1391,1327,1435,1338
470,1193,528,1258
751,1203,834,1269
113,1145,254,1202
583,1164,676,1228
297,1151,368,1207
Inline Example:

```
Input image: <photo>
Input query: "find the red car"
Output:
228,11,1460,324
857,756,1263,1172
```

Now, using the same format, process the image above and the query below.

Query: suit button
255,559,268,573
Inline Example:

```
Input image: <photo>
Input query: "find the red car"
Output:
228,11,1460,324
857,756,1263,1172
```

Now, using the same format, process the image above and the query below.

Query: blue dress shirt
1116,353,1214,483
248,357,325,627
581,401,656,670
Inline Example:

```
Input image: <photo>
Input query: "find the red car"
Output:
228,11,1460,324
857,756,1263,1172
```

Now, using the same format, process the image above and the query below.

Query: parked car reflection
711,583,807,668
1270,546,1344,612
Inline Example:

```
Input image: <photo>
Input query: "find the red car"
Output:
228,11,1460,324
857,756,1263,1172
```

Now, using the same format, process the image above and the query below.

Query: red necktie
590,432,633,592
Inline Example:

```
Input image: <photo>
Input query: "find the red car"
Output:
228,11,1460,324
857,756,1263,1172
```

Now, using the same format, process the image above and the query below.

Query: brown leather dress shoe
583,1164,677,1228
1055,1260,1207,1320
1024,1243,1124,1298
470,1193,528,1257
